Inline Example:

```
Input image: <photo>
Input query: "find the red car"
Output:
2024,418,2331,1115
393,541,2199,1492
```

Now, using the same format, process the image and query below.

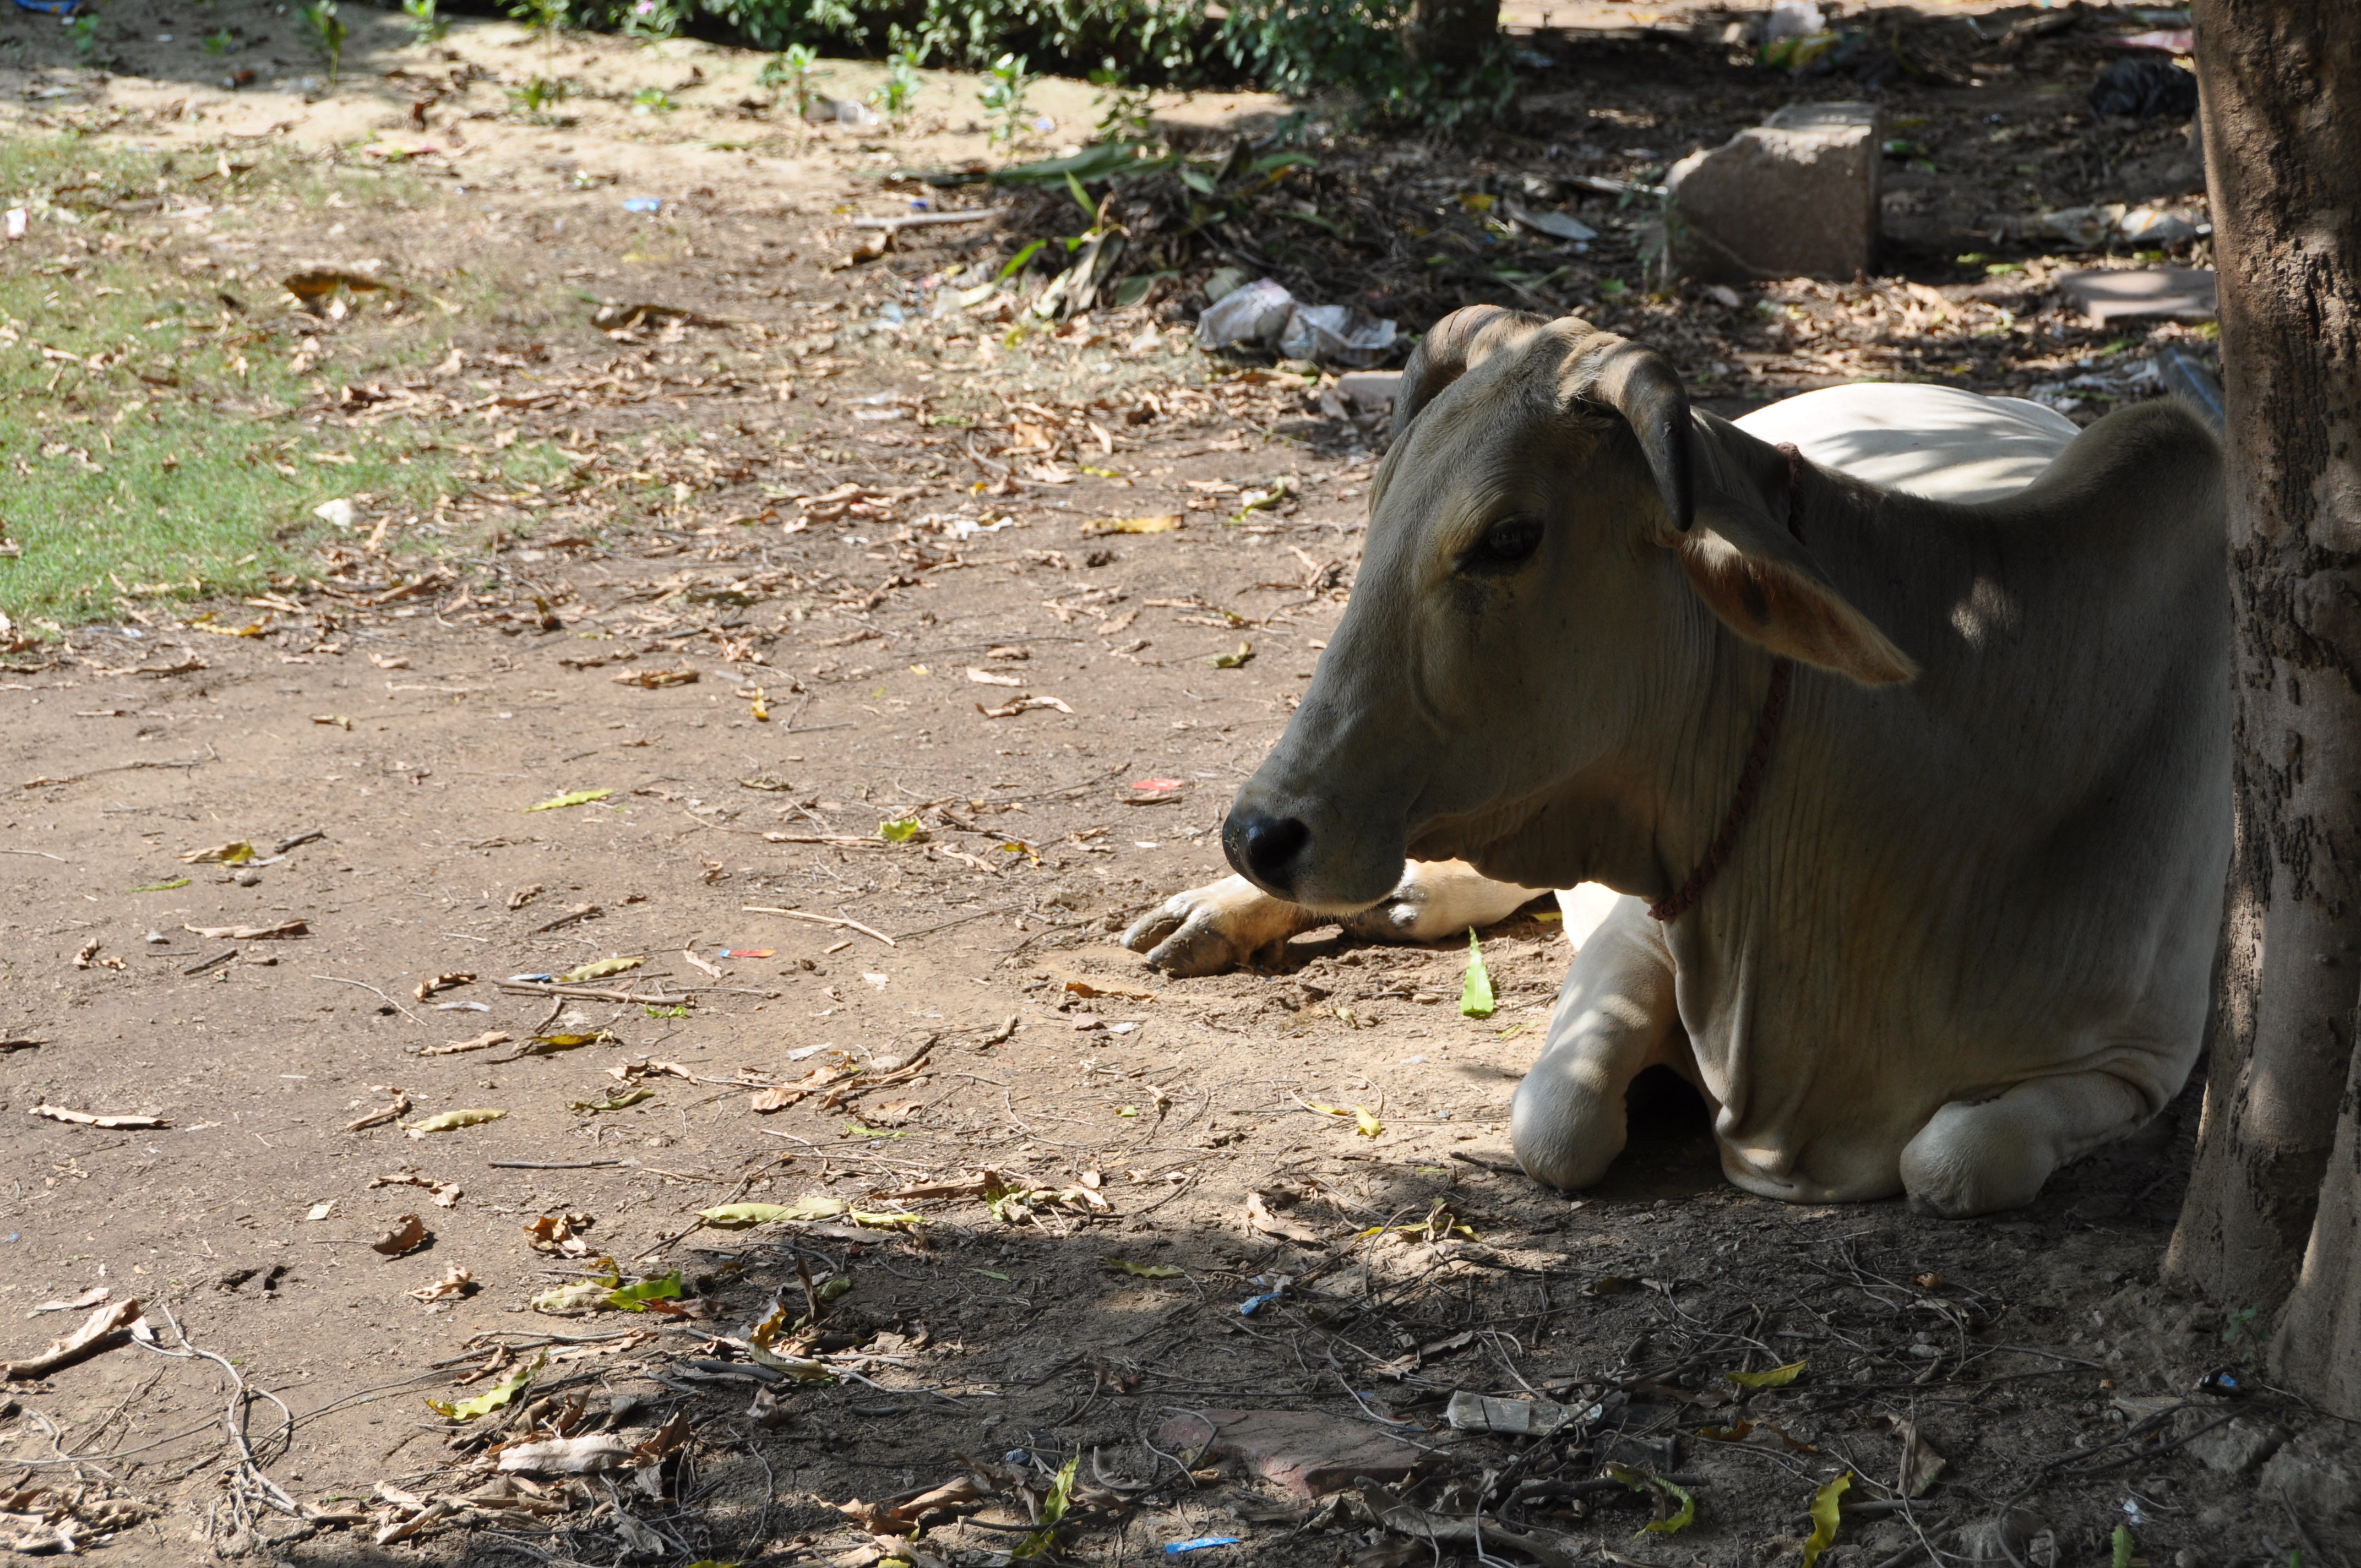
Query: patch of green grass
0,139,493,629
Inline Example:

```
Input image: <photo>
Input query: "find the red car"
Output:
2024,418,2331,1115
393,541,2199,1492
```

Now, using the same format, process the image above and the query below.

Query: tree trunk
2166,0,2361,1416
1402,0,1499,70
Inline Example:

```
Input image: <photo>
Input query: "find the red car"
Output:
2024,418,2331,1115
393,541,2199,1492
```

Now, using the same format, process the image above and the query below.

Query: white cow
1126,307,2228,1216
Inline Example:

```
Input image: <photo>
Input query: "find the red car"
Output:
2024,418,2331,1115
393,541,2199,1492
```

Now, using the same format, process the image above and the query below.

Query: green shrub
573,0,1513,122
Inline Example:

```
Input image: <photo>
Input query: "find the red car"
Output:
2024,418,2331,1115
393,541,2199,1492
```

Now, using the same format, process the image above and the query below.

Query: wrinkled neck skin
1399,581,1778,907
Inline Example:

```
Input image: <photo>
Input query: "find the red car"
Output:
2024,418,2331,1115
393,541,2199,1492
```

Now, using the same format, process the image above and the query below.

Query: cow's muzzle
1223,810,1311,899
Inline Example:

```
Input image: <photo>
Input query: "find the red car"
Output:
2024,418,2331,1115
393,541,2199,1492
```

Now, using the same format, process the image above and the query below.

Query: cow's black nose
1227,812,1310,896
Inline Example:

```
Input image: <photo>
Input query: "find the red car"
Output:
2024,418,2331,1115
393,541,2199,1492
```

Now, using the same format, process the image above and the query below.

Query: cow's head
1223,306,1916,911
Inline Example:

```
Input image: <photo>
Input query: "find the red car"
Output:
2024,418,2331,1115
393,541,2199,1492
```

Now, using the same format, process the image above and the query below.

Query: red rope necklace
1647,442,1809,924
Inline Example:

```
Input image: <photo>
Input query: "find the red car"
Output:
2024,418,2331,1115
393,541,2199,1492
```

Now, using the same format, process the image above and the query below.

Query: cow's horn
1390,304,1552,437
1567,333,1695,533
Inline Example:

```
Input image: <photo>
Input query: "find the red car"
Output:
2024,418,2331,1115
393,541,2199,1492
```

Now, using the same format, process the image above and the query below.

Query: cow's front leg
1898,1069,2159,1217
1122,875,1320,975
1510,896,1683,1189
1125,860,1546,976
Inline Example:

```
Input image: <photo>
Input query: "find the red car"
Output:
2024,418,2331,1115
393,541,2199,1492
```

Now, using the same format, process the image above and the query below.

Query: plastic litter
4,208,25,241
804,95,882,126
312,498,356,528
1444,1391,1575,1436
1166,1538,1242,1555
13,0,83,15
622,197,661,214
1761,0,1824,47
2020,203,2200,249
1277,304,1398,368
1195,278,1297,351
2088,57,2197,119
1197,278,1398,367
1238,1289,1286,1316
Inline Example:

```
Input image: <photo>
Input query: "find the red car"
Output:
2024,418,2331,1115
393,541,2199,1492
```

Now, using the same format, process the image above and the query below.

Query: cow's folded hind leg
1510,897,1681,1189
1337,859,1549,944
1898,1069,2157,1217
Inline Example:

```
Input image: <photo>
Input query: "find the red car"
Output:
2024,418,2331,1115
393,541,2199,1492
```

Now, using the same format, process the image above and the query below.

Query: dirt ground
4,2,2351,1566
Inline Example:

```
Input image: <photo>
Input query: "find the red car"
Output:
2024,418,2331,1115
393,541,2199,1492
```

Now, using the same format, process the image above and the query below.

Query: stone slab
2054,266,2217,326
1666,100,1881,283
1154,1408,1430,1498
1335,369,1403,413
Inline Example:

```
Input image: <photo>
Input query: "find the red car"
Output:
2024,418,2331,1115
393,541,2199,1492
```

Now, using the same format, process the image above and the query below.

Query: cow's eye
1467,515,1544,570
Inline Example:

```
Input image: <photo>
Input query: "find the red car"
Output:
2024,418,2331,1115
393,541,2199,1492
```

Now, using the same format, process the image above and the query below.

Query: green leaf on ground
1103,1257,1184,1278
698,1197,845,1228
1800,1473,1851,1568
569,1087,656,1113
527,789,611,812
1607,1464,1696,1539
1727,1359,1808,1389
1460,928,1495,1017
606,1270,684,1311
1013,1453,1080,1559
426,1350,544,1420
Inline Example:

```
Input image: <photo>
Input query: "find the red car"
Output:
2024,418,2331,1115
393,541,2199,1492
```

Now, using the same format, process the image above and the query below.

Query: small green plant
67,12,102,62
505,0,567,47
506,74,568,115
200,26,235,53
621,0,680,39
756,41,826,116
1089,64,1152,144
2222,1305,2268,1360
978,52,1030,145
400,0,448,45
630,85,674,114
871,45,920,119
298,0,345,86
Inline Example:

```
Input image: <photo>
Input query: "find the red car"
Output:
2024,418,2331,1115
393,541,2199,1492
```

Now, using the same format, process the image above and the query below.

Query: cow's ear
1673,414,1919,687
1392,305,1555,435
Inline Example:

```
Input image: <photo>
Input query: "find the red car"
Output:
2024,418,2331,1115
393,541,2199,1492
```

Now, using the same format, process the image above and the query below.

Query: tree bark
1402,0,1499,70
2166,0,2361,1416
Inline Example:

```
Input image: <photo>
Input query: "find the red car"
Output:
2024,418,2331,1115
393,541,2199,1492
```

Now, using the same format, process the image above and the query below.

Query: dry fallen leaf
975,694,1074,718
525,1212,595,1257
372,1213,430,1257
416,1031,509,1058
1081,513,1183,536
1047,967,1158,1001
408,1266,475,1302
371,1172,463,1207
2,1297,147,1381
178,841,256,865
612,667,698,689
412,972,476,1000
507,883,543,910
401,1107,507,1137
183,919,308,940
1245,1191,1325,1245
965,666,1023,687
369,652,410,671
30,1104,168,1130
346,1086,412,1132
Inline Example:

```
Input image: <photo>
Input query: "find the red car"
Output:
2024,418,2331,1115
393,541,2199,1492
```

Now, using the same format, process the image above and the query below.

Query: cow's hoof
1121,876,1305,976
1898,1102,2049,1218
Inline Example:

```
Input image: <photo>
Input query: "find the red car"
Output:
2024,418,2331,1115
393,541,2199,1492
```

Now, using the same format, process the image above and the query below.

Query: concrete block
1667,101,1881,282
